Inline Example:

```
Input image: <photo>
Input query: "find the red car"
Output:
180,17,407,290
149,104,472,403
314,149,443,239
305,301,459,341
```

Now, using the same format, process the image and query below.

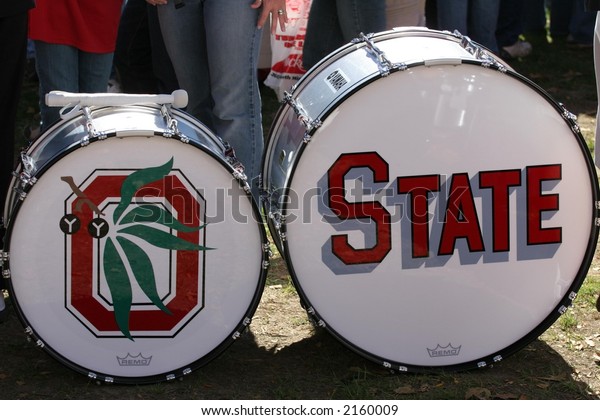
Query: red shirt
29,0,123,54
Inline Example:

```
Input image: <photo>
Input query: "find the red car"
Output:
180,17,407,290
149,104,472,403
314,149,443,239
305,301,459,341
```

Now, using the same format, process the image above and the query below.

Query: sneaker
566,35,593,49
501,40,533,58
107,78,121,93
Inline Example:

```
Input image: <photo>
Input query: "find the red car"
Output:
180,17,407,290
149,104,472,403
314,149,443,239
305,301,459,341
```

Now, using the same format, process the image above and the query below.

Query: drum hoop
4,110,270,384
271,59,600,372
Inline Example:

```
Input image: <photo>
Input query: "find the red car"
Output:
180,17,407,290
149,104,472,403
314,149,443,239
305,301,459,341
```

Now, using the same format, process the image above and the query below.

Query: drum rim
4,124,270,384
266,58,600,372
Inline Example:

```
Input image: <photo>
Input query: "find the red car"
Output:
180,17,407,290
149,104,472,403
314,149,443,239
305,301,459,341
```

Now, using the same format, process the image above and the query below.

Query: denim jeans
114,0,178,94
496,0,525,48
522,0,548,34
302,0,387,70
551,0,596,44
436,0,500,52
34,41,113,131
156,0,264,195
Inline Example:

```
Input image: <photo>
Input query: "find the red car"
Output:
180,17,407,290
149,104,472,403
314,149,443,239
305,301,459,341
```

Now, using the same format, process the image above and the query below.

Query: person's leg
33,41,80,132
550,0,573,39
522,0,547,34
496,0,532,58
0,10,29,314
469,0,501,52
204,0,264,196
496,0,523,47
78,51,114,94
148,3,179,94
385,0,426,28
567,0,595,45
302,0,344,70
336,0,387,40
0,12,28,212
437,0,468,35
114,0,159,93
157,0,213,128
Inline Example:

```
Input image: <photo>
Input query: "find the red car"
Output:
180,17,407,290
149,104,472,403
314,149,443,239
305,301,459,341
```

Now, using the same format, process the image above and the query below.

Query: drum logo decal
427,344,462,358
59,158,211,339
117,353,153,367
323,152,562,271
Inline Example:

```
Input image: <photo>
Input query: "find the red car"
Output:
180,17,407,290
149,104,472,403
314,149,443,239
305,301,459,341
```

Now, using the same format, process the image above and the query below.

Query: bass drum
3,99,268,384
262,28,599,371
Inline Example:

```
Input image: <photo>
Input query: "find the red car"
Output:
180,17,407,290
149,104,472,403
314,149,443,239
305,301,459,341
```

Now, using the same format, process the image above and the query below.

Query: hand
146,0,168,5
252,0,288,33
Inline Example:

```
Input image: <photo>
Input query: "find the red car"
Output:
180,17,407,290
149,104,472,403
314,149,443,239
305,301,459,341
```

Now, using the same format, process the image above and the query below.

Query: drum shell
4,104,268,383
262,28,600,371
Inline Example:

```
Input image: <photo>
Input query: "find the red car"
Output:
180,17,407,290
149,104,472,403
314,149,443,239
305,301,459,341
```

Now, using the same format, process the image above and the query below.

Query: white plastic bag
264,0,312,101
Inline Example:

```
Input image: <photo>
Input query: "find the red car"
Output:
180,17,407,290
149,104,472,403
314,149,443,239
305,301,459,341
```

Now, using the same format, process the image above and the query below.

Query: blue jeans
34,41,114,132
496,0,525,48
551,0,596,43
157,0,264,194
436,0,501,52
302,0,387,70
522,0,548,34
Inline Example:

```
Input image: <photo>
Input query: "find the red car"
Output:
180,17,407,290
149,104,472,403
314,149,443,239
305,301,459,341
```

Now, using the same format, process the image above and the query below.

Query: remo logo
58,158,211,339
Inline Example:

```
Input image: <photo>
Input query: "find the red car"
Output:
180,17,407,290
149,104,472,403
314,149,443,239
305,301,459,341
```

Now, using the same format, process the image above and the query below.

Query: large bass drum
262,28,599,371
2,91,269,384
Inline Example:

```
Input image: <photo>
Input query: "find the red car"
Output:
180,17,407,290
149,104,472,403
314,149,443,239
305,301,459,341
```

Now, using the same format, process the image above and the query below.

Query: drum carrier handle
44,90,189,145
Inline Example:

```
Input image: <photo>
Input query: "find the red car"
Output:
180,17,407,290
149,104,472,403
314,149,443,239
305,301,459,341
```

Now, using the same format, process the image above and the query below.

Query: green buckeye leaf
103,238,134,340
118,224,214,251
113,158,174,224
120,204,206,233
116,235,172,315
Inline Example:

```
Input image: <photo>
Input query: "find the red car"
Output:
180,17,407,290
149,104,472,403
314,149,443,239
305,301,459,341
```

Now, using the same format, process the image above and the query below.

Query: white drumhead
7,135,265,382
283,63,597,369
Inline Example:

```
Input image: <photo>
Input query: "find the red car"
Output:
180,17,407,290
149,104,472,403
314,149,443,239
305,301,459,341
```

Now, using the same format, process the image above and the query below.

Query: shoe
566,35,592,49
107,78,121,93
501,40,533,59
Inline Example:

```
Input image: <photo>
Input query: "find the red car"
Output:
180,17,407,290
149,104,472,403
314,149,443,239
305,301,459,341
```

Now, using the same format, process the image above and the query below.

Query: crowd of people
1,0,600,317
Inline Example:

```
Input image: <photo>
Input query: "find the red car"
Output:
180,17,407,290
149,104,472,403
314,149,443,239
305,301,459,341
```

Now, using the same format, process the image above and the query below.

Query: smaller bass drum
3,93,268,384
262,28,599,371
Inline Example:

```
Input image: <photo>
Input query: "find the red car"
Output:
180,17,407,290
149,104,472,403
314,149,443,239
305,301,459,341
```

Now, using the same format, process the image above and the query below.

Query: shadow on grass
0,301,596,400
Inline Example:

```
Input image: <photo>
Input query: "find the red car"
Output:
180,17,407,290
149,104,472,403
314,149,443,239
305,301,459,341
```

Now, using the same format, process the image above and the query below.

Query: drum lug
452,30,507,72
1,250,9,277
82,106,107,143
263,242,273,258
221,140,248,185
283,91,322,133
160,104,189,142
14,153,38,196
353,32,407,76
24,326,44,348
305,306,326,328
1,250,8,261
558,103,582,134
262,242,272,266
268,211,286,233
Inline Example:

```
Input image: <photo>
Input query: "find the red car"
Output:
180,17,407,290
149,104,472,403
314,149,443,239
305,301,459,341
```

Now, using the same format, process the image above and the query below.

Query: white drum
2,94,269,383
262,28,599,371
